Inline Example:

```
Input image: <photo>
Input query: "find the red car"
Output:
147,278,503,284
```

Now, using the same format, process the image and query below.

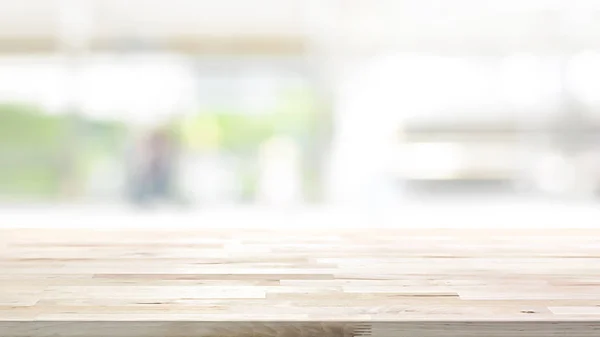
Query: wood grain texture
1,228,600,336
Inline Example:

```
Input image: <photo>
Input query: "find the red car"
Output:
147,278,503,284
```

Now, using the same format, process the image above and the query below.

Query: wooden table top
2,228,600,336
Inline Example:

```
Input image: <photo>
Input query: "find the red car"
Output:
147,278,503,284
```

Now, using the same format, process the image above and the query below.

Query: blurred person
129,127,178,206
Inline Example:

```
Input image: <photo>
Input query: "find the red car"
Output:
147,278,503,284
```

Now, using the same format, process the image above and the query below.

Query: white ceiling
0,0,307,39
0,0,599,54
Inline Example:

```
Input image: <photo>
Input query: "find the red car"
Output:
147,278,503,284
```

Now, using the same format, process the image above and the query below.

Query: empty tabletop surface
1,228,600,322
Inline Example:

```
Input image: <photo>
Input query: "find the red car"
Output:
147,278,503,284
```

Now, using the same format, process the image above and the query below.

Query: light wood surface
1,228,600,336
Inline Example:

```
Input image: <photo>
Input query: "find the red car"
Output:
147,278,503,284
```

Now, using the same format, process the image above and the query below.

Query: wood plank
2,228,600,336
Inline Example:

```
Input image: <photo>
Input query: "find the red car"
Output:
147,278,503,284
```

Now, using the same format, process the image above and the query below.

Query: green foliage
177,86,321,201
0,103,128,198
0,165,62,197
181,86,319,153
0,104,69,150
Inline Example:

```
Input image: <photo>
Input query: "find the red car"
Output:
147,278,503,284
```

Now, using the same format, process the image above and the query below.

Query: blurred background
3,0,600,225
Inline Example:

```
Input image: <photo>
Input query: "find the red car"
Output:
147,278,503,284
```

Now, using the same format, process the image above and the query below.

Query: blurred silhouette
128,128,178,206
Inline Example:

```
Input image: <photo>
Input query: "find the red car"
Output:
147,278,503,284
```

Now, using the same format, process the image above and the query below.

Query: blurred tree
0,104,68,149
177,85,321,202
0,104,68,197
0,103,128,199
